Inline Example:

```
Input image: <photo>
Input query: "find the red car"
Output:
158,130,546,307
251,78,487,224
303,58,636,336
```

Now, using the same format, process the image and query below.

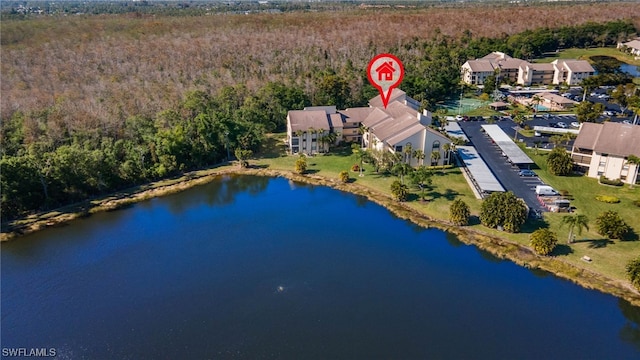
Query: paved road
459,120,547,212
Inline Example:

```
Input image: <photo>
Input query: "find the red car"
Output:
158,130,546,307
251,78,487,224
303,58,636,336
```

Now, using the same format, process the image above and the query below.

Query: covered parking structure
444,120,469,143
481,124,534,167
532,126,579,135
457,146,505,198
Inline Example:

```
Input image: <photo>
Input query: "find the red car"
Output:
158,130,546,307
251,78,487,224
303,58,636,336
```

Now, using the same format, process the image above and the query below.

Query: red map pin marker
367,53,404,109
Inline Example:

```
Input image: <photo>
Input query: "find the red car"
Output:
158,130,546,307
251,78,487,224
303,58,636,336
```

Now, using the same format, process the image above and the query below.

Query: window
599,160,606,166
291,138,299,146
621,175,627,180
597,171,604,176
432,141,440,151
395,145,403,152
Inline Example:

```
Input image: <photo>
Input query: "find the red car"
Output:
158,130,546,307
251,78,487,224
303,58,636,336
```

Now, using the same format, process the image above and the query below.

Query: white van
535,185,558,196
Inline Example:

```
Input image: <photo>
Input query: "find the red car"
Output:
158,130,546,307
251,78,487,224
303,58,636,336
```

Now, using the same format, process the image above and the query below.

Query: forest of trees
1,2,639,221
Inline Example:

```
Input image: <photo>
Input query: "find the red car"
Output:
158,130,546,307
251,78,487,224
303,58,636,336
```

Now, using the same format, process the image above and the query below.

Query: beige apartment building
571,122,640,185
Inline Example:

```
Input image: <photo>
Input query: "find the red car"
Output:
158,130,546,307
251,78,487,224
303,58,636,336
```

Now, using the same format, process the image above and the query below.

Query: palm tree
531,95,542,117
359,125,368,148
413,149,425,167
549,135,563,148
307,127,315,154
351,143,364,177
442,143,451,165
581,77,598,102
404,143,413,165
627,155,640,188
430,150,441,167
294,130,304,154
560,214,589,244
392,162,413,185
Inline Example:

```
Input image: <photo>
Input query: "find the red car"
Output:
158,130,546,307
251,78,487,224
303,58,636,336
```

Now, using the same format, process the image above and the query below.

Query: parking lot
454,86,636,212
458,119,548,212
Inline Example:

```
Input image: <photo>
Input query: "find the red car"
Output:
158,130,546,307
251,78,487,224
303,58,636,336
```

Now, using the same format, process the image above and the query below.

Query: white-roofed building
617,38,640,56
462,51,595,86
286,89,451,166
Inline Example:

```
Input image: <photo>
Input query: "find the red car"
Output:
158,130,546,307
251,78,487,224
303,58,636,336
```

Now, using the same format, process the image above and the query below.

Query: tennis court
437,98,488,114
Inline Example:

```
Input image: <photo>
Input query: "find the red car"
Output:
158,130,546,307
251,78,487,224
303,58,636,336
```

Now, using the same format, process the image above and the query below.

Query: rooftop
573,122,640,157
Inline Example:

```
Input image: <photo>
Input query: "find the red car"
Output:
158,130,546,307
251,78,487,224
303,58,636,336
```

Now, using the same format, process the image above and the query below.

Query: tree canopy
480,191,528,233
530,228,558,256
547,147,573,176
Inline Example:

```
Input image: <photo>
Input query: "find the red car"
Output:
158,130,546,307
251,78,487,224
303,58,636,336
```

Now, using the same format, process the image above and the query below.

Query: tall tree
560,214,589,244
430,150,441,167
480,191,528,233
626,257,640,291
390,180,409,202
392,162,413,185
547,147,573,176
449,198,471,226
595,211,630,240
575,101,605,123
626,155,640,188
410,166,433,201
530,228,558,256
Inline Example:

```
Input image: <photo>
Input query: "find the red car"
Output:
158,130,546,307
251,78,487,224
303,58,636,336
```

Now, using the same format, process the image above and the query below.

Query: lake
620,63,640,77
2,175,639,359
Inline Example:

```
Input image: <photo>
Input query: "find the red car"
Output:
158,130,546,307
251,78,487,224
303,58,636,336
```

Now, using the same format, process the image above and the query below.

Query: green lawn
254,133,640,283
535,47,640,66
523,147,640,280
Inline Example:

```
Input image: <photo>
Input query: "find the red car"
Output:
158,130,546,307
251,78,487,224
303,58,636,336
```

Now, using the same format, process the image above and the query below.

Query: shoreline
3,165,640,306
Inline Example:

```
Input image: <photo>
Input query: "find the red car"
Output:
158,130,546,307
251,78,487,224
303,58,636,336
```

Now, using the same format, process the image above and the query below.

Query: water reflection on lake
1,175,639,359
620,63,640,77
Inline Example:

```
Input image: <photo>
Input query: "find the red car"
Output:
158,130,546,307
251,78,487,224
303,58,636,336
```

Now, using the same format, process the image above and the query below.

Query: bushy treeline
1,18,637,221
0,82,309,221
392,20,636,107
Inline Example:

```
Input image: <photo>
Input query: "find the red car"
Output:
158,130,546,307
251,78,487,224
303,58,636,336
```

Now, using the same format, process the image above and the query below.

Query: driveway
458,119,547,212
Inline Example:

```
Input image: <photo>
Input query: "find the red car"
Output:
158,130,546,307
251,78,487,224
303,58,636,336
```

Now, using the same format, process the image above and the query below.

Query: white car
570,122,580,128
623,120,632,125
455,115,463,121
557,122,567,128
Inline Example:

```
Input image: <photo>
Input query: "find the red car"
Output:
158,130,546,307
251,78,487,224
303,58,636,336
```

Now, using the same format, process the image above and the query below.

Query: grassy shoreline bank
3,164,640,306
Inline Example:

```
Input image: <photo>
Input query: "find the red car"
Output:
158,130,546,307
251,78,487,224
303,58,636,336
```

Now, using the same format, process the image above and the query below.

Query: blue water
2,175,639,359
620,63,640,77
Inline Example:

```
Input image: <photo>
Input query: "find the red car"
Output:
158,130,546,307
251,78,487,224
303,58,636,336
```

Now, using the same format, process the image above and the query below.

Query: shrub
530,228,558,256
595,210,630,240
338,170,350,183
595,195,620,203
449,199,471,226
633,200,640,207
599,176,623,186
546,147,572,176
351,164,360,172
295,156,307,174
626,257,640,290
390,180,408,202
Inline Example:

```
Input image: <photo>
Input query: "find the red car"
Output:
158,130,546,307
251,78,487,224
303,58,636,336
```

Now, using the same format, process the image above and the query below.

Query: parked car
549,122,558,128
455,115,463,121
519,169,537,177
623,120,632,125
570,122,580,128
603,110,615,116
557,122,567,128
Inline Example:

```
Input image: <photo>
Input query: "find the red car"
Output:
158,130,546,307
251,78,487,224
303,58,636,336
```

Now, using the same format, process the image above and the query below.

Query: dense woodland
1,2,639,221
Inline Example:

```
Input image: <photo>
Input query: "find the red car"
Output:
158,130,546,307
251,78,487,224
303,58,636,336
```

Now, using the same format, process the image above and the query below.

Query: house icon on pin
375,61,395,81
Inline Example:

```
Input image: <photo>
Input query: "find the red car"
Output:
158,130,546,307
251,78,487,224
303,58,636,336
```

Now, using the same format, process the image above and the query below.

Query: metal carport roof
457,146,505,194
481,124,534,165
